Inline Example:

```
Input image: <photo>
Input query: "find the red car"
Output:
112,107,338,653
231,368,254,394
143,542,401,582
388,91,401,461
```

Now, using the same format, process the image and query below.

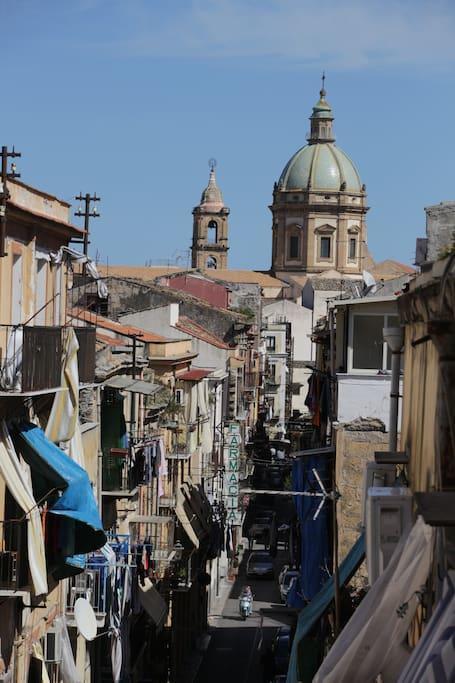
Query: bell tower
191,160,229,270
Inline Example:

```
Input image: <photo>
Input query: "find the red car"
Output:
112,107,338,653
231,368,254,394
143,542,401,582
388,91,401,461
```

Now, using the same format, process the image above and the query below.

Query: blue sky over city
3,0,455,268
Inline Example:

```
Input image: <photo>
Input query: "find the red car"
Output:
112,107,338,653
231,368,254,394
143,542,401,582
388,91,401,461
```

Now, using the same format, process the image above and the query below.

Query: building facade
271,83,368,278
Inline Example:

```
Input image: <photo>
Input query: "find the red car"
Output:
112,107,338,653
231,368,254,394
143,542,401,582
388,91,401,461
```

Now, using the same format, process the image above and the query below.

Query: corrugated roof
178,369,213,381
103,375,160,396
175,316,230,349
71,308,168,342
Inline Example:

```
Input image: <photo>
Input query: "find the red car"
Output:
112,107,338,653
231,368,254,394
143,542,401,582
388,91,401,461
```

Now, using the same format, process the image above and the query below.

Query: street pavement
195,547,291,683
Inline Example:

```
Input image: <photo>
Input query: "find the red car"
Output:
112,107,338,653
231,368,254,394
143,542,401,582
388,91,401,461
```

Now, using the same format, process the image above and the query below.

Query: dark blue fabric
15,423,106,578
286,533,365,683
292,455,331,602
286,575,306,609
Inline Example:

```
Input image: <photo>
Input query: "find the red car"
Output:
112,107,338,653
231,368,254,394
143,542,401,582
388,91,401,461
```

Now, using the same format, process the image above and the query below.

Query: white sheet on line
45,327,86,469
0,421,48,595
314,516,434,683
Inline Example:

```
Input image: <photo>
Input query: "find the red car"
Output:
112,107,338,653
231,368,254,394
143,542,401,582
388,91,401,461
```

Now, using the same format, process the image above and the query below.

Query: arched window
207,220,218,244
206,256,217,269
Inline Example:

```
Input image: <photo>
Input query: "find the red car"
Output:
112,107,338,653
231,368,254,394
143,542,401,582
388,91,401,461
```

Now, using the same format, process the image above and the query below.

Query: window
35,259,47,324
266,336,276,351
175,389,184,406
351,314,401,371
206,256,217,269
320,236,331,259
288,235,299,259
349,237,357,260
207,220,218,244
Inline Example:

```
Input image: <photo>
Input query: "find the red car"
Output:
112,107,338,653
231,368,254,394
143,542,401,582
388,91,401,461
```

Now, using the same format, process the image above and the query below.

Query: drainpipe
383,326,404,451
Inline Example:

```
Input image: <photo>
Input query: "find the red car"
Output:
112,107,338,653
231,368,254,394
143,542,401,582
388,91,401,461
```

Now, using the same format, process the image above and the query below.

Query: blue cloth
15,422,106,578
286,533,365,683
292,455,331,601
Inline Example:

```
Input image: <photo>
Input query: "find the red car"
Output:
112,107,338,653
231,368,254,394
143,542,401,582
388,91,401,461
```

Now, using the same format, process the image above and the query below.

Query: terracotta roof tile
178,369,213,381
175,316,231,349
70,308,168,342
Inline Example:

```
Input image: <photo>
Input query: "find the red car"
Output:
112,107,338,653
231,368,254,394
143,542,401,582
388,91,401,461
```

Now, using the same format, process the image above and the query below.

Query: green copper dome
278,82,363,193
278,143,362,192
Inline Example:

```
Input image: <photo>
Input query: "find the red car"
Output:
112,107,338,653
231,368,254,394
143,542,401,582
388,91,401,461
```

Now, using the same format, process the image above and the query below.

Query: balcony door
11,254,23,325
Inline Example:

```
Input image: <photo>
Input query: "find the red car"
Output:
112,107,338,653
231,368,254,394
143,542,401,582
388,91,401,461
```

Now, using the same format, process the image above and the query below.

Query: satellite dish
362,270,377,296
74,598,97,641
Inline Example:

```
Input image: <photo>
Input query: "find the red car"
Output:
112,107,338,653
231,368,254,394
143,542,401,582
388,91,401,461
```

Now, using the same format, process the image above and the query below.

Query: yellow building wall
400,322,439,492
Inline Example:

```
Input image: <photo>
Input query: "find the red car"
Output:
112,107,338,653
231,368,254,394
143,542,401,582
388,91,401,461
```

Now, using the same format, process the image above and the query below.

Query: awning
286,533,365,683
103,375,160,396
14,423,106,579
398,570,455,682
138,579,168,630
313,517,434,683
175,489,199,549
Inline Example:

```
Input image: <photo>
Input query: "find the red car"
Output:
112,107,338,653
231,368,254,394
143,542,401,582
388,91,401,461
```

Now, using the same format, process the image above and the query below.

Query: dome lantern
309,74,335,144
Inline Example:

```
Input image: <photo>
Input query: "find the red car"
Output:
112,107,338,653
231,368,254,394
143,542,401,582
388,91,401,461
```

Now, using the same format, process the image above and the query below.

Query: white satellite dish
362,270,377,296
74,597,97,641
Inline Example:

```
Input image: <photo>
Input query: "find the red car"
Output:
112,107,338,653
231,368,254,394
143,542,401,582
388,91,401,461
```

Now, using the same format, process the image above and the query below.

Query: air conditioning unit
361,462,397,527
175,389,184,406
366,487,412,585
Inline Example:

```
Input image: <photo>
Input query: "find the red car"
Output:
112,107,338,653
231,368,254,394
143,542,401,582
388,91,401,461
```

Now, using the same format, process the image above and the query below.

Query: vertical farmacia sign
224,422,242,525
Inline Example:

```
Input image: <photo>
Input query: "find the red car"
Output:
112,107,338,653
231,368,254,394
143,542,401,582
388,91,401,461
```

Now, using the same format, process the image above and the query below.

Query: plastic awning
14,422,106,578
103,375,160,396
286,533,365,683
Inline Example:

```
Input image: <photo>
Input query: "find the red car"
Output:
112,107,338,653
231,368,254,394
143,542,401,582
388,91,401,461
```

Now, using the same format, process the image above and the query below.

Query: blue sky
3,0,455,269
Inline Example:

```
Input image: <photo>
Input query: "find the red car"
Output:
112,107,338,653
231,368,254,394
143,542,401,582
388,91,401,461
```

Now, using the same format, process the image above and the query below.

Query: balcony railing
102,448,143,495
0,519,28,591
65,560,107,627
0,324,96,392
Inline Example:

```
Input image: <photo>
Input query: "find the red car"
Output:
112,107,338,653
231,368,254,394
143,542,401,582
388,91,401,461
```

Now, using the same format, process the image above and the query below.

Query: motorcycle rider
239,585,253,616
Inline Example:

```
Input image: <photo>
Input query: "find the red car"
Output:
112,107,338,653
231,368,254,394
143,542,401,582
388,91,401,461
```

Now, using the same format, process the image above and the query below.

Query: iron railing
65,561,108,618
0,324,96,392
0,519,28,590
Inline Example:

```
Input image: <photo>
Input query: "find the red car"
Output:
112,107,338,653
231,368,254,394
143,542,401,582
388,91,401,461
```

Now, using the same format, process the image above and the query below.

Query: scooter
239,595,252,620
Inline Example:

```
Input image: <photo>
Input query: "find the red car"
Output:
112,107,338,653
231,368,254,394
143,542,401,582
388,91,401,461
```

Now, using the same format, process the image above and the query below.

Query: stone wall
73,276,249,343
335,421,389,587
425,201,455,262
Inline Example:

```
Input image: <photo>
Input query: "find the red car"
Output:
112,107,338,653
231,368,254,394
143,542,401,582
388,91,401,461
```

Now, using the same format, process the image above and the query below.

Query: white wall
119,306,229,370
336,375,403,430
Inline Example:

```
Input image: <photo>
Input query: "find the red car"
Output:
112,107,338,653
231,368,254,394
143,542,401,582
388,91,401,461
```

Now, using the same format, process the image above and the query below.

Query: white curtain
314,516,434,683
45,328,86,469
197,381,212,457
0,421,48,595
53,616,80,683
157,438,168,498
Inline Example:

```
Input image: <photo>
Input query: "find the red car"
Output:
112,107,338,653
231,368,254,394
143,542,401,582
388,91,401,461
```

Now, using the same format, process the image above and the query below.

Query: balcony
102,448,140,497
65,561,107,627
0,519,28,592
0,324,96,393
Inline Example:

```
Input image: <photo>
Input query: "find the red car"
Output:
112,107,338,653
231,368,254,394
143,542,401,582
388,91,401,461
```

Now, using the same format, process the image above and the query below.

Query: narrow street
195,548,290,683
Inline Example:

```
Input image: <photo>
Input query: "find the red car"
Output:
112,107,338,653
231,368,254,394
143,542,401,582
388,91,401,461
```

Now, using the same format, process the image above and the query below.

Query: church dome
278,143,362,193
278,81,363,193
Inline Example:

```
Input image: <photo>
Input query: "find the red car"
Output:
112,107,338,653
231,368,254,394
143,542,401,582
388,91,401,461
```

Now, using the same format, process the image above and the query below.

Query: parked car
248,510,276,547
272,626,291,675
279,569,300,602
246,551,274,579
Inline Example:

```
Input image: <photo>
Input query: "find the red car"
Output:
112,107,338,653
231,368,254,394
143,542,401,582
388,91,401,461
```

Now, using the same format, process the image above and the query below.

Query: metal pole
332,465,341,637
389,351,401,451
0,147,7,257
83,192,90,257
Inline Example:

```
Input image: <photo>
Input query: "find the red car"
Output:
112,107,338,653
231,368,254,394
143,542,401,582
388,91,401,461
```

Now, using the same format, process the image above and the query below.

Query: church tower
191,160,229,270
271,79,368,278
